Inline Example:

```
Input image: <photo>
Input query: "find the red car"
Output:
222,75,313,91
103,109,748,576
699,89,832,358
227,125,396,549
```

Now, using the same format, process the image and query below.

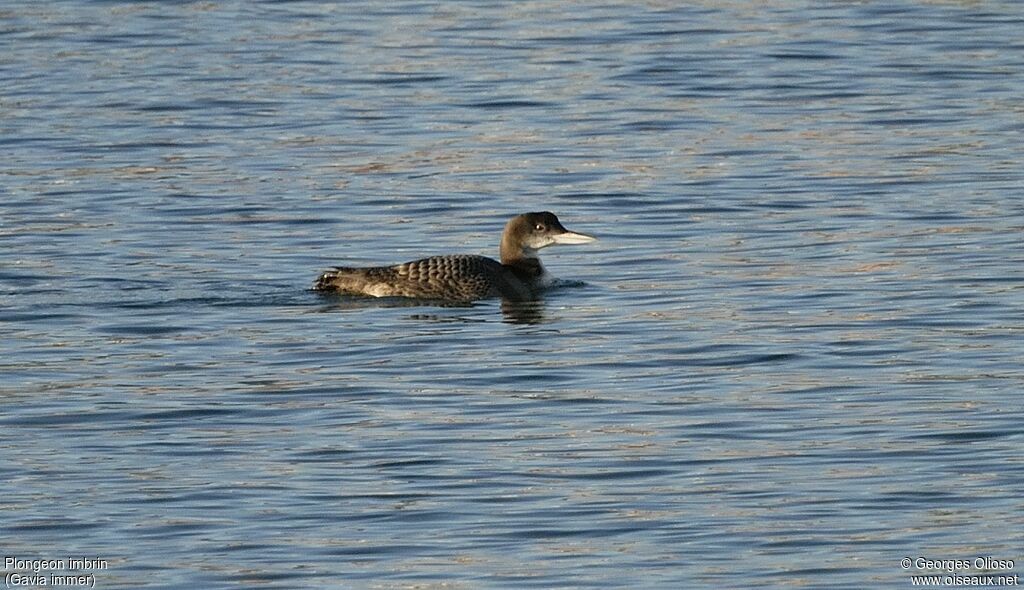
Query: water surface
2,1,1023,588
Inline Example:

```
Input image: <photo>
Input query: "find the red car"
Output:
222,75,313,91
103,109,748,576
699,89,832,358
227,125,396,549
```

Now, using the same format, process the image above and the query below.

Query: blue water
2,2,1023,588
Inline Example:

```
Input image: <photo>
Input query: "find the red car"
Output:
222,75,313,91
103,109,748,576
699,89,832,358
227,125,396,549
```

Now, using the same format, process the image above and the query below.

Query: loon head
500,212,596,263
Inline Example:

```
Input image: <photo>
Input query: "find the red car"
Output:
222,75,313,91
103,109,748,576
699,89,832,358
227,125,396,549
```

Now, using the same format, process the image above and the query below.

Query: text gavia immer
314,212,596,301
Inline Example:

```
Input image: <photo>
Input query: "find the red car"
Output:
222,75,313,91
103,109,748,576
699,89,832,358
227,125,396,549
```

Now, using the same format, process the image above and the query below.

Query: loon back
315,254,534,301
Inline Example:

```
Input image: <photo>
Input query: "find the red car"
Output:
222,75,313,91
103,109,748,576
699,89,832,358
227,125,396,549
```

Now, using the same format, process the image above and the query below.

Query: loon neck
500,223,540,259
501,233,544,271
500,247,539,265
499,218,545,280
500,231,524,265
503,256,545,282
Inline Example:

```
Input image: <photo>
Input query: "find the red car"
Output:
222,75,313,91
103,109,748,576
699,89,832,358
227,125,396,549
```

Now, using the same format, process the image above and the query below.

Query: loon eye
534,223,545,231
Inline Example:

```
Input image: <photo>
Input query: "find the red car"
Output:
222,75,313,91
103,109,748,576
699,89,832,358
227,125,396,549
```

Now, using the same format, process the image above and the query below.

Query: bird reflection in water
314,295,548,325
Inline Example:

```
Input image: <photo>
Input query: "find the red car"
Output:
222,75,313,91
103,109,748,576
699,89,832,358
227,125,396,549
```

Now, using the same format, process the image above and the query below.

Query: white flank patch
365,284,394,297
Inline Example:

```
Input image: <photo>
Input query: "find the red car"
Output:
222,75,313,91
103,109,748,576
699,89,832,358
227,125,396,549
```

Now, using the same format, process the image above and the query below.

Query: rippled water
3,1,1023,588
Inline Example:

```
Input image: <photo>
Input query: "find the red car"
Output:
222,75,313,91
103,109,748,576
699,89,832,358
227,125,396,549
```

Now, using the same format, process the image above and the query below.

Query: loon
314,212,596,302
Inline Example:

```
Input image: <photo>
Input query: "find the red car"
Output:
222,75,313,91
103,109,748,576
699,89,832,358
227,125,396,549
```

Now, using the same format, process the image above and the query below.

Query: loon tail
313,267,363,292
